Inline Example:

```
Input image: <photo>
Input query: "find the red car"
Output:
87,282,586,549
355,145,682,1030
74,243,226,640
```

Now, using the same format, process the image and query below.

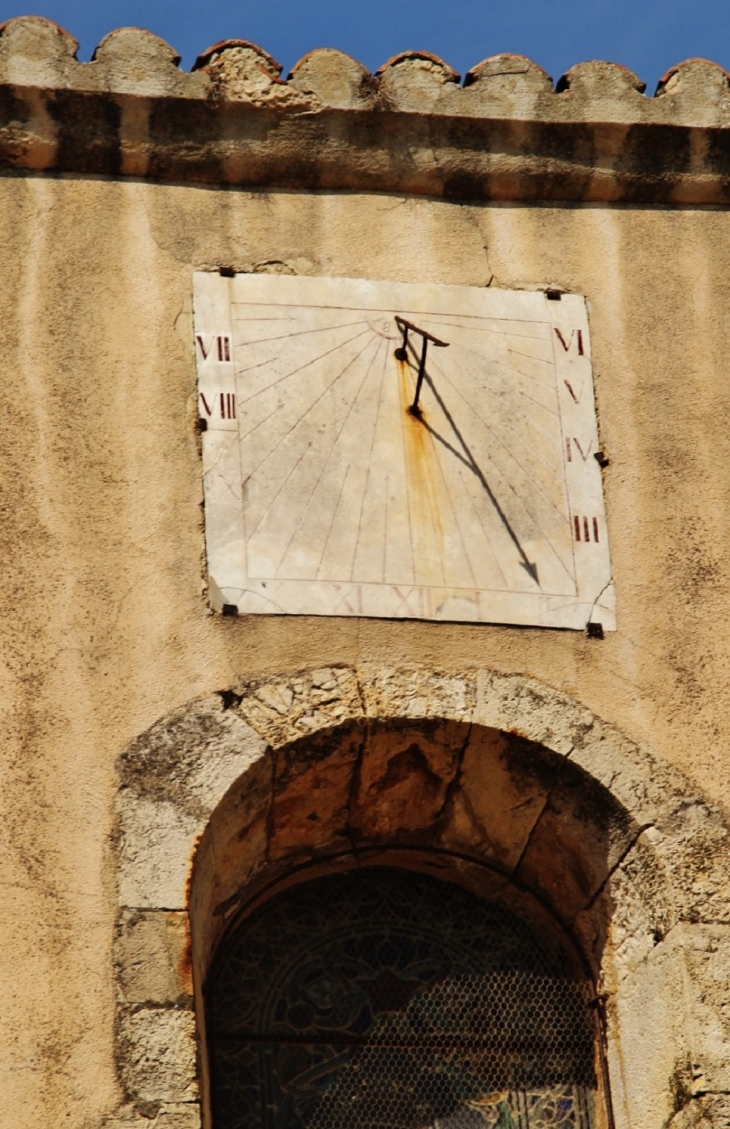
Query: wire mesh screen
207,867,599,1129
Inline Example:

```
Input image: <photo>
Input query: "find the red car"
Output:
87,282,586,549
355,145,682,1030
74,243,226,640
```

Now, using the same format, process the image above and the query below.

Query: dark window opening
206,867,601,1129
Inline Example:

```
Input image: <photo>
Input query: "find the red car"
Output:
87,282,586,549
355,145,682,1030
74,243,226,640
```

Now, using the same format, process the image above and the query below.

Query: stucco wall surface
2,173,730,1127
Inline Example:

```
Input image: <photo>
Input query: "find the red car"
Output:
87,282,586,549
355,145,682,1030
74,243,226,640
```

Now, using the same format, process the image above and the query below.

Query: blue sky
0,0,727,92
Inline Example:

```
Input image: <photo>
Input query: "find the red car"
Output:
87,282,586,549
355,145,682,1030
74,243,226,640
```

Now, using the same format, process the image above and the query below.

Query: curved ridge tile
460,54,553,119
193,38,282,75
0,15,79,88
377,50,460,113
93,26,180,67
289,48,375,109
88,27,205,97
555,61,648,123
376,50,460,81
193,38,316,106
655,58,730,127
557,60,646,95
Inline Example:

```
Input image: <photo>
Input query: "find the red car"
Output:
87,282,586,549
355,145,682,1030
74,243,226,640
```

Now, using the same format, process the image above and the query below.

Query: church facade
2,16,730,1129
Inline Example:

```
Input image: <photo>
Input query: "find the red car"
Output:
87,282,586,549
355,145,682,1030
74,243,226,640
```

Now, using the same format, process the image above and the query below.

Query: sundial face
194,273,614,630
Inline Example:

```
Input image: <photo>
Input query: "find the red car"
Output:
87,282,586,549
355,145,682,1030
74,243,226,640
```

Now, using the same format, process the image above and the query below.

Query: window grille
207,867,601,1129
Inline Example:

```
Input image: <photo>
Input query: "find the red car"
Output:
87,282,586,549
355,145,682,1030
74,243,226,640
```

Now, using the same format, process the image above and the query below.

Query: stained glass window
206,867,600,1129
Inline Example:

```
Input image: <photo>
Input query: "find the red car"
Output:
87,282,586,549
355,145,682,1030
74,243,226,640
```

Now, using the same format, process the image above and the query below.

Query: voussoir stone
232,667,363,746
437,727,560,872
516,760,640,924
358,663,475,722
473,670,592,755
351,719,461,838
119,695,266,819
269,723,363,858
569,716,684,826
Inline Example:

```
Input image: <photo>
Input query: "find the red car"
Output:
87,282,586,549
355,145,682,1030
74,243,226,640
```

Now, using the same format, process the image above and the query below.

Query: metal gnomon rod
394,316,450,416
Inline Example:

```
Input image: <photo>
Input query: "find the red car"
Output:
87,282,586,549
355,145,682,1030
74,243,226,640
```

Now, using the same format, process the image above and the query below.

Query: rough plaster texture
2,169,730,1129
2,15,730,1129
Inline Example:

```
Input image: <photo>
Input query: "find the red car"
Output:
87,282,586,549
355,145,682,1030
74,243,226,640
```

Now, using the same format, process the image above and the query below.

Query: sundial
193,272,614,630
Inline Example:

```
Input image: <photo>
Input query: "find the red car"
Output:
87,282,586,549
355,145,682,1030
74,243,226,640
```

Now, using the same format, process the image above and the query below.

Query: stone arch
110,665,730,1129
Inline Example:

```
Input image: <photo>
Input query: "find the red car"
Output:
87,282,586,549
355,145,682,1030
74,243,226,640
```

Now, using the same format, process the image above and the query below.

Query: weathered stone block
153,1105,201,1129
289,48,374,108
648,804,730,925
102,1102,201,1129
460,54,554,118
605,933,690,1129
474,670,592,755
359,663,475,722
233,667,363,747
667,1093,730,1129
600,831,675,983
90,28,204,98
269,724,362,858
116,910,191,1005
438,727,561,870
117,796,200,911
194,39,316,107
555,61,648,123
0,16,78,87
673,923,730,1092
118,1008,198,1105
655,59,730,127
351,720,461,838
377,51,460,113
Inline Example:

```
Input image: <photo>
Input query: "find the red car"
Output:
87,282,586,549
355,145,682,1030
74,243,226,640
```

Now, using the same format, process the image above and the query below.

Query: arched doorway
113,667,730,1129
205,861,606,1129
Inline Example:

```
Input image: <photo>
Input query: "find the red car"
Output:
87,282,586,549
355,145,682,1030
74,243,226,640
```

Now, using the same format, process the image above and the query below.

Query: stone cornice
2,17,730,204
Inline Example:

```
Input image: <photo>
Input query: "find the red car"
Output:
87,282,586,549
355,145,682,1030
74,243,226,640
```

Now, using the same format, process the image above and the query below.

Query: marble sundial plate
194,272,615,630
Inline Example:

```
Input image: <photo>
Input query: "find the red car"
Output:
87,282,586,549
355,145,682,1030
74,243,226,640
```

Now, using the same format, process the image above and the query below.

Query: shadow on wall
193,719,642,980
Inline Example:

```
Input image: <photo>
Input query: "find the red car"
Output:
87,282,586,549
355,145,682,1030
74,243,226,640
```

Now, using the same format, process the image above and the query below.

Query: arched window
206,866,604,1129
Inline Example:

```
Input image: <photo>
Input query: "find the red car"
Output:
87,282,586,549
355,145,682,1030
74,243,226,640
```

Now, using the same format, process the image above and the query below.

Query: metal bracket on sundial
394,316,449,417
